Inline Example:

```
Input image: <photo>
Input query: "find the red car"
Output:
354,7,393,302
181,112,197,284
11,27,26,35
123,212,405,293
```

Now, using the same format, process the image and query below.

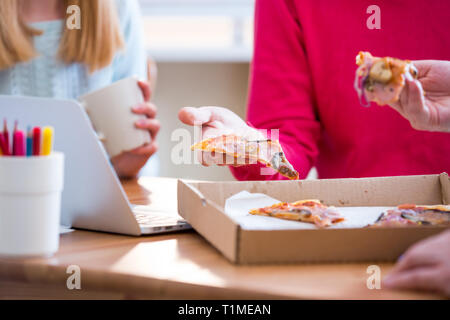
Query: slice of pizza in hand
191,134,299,180
249,199,345,228
369,204,450,227
354,51,419,106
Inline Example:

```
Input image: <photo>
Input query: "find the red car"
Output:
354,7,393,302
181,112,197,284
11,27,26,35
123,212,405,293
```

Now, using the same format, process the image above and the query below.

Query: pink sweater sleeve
230,0,320,181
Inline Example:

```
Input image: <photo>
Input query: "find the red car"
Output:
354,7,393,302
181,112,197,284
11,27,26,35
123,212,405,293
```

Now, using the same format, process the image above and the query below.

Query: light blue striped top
0,0,160,176
0,0,147,99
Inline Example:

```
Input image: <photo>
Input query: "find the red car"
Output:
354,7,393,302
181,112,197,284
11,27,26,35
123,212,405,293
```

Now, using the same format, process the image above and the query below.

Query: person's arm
230,0,320,180
110,0,159,179
388,60,450,133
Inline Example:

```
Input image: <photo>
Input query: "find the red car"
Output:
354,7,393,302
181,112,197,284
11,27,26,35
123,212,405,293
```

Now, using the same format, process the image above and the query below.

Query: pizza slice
249,199,345,228
191,134,299,180
369,204,450,227
354,51,419,106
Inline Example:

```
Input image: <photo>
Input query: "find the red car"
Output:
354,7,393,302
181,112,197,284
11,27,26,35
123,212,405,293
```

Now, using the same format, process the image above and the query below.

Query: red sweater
231,0,450,180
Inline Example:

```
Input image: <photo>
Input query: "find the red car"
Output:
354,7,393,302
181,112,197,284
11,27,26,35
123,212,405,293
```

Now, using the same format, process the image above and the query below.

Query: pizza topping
370,211,417,227
369,204,450,227
369,60,392,83
400,207,450,225
249,199,345,228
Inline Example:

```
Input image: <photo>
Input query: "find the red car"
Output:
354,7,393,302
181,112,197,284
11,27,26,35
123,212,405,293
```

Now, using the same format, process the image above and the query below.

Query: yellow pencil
42,126,54,156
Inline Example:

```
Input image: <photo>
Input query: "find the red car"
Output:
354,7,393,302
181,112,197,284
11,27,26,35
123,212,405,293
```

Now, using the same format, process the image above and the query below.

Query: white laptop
0,95,191,236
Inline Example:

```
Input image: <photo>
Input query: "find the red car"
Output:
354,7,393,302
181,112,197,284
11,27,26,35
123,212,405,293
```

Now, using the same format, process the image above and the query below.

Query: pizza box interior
178,173,450,264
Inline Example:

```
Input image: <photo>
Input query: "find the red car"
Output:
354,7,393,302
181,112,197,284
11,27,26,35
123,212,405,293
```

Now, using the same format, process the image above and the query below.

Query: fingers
138,80,151,102
135,118,160,139
383,267,442,293
390,248,437,274
404,80,427,125
389,79,429,130
130,141,158,156
178,107,214,126
132,102,157,119
411,60,433,79
384,231,448,295
132,101,159,139
178,106,254,139
390,231,447,274
202,126,234,139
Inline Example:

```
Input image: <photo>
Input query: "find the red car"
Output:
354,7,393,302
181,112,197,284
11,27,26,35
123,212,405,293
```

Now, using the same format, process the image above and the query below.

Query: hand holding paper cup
79,77,151,158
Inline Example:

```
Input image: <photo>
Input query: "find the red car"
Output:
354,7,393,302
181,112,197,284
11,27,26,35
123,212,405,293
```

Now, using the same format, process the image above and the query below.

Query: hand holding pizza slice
355,53,450,132
179,106,299,179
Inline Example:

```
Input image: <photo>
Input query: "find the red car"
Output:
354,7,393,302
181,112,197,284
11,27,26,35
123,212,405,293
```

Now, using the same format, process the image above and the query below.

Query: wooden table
0,177,442,300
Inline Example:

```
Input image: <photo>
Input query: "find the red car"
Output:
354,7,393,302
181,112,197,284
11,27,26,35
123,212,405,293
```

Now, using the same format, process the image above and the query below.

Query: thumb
137,80,151,102
178,107,213,126
403,80,426,117
405,79,426,115
389,79,425,121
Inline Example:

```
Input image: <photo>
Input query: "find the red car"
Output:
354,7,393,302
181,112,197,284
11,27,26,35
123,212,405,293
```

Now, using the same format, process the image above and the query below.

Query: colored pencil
13,130,25,157
42,126,54,156
32,127,41,156
26,127,33,157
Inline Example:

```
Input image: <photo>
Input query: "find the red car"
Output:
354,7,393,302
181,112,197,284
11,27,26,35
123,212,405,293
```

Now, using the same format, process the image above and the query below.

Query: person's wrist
111,155,139,179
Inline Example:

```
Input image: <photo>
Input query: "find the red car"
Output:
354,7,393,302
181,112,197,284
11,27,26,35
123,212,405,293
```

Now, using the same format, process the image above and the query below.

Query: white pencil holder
0,152,64,257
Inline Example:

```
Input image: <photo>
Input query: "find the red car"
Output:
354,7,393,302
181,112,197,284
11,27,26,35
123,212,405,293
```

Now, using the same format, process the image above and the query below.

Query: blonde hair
0,0,124,72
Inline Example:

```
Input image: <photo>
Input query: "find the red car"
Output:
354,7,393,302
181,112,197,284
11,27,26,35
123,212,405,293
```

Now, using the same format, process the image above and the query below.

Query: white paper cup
0,152,64,257
79,77,151,158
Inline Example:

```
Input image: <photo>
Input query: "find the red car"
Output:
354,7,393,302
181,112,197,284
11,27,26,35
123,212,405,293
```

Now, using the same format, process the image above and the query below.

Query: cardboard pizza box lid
178,173,450,264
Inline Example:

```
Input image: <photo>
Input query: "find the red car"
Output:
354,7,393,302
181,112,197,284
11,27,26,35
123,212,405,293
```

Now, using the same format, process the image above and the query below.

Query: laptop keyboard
133,211,187,228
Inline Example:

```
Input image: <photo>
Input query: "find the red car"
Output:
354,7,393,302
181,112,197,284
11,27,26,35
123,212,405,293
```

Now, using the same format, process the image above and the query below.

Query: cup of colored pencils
0,119,64,258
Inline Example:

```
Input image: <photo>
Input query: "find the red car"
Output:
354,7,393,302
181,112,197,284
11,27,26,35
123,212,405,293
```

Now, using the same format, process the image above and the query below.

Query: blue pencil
26,126,33,157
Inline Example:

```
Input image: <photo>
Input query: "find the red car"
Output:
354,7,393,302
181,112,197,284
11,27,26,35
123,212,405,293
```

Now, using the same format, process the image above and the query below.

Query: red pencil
3,118,9,155
11,120,18,155
32,127,41,156
0,133,9,156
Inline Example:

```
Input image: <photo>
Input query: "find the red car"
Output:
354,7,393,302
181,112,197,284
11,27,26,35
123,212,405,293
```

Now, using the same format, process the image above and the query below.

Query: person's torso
296,0,450,178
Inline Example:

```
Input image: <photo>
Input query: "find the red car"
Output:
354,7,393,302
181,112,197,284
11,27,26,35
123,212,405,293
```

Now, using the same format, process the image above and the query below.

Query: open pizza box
178,173,450,264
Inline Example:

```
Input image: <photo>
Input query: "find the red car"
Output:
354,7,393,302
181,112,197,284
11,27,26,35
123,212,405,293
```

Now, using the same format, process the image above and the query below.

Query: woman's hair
0,0,124,72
